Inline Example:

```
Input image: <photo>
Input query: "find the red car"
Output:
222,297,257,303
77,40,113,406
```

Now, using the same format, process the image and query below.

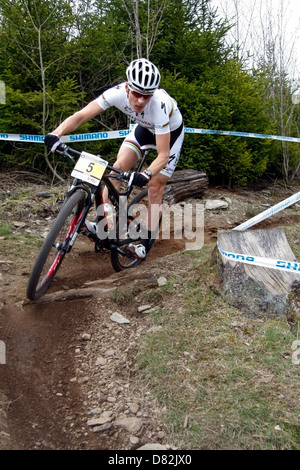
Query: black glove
44,133,64,153
129,171,150,187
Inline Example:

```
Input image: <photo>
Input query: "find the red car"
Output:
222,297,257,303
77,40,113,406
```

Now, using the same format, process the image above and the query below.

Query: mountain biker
44,58,184,261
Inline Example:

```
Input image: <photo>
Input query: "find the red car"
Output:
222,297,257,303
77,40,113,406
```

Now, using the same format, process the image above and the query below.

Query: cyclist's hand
44,133,64,153
129,171,150,187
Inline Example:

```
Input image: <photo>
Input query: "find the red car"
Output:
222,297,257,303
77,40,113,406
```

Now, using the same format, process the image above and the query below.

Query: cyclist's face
126,83,153,113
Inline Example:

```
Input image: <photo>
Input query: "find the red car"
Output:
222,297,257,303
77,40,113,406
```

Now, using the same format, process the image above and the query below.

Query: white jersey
96,82,182,135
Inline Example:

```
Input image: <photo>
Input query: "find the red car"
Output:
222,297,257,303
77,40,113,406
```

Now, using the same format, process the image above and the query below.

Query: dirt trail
0,234,189,450
1,183,300,450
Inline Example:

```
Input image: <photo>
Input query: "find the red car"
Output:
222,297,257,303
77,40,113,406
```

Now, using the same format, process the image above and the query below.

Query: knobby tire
26,191,86,300
110,189,158,272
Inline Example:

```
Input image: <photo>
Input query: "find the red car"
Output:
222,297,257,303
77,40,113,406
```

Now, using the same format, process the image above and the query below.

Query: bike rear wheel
26,190,86,300
110,189,160,272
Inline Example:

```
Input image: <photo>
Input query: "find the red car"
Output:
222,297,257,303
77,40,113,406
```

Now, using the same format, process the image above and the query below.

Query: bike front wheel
110,189,160,272
26,190,86,300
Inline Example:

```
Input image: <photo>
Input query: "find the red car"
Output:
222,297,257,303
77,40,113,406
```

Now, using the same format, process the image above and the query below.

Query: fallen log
25,286,117,303
164,169,208,203
217,227,300,318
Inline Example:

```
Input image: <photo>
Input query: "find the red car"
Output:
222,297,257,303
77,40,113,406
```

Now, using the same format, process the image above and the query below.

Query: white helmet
126,58,160,94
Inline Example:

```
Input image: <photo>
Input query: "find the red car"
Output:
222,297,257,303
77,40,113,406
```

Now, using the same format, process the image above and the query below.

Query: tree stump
217,228,300,317
164,169,208,203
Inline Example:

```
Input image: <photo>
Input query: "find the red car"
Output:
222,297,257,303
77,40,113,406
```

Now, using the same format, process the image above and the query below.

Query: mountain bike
26,144,159,301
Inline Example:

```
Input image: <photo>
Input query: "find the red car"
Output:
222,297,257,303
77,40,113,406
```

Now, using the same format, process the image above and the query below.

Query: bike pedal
125,244,146,261
95,244,106,253
82,227,98,241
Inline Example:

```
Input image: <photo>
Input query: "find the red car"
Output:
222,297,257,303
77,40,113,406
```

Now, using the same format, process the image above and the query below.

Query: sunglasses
129,88,153,100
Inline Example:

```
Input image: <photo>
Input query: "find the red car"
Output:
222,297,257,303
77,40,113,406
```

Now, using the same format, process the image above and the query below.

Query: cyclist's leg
85,140,139,234
129,123,184,255
102,127,141,203
146,172,168,236
145,123,184,241
103,148,138,203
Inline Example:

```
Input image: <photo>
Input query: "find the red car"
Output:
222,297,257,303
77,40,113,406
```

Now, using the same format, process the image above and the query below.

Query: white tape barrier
217,243,300,273
233,191,300,231
217,190,300,272
1,127,300,143
184,127,300,144
0,130,131,143
2,125,300,273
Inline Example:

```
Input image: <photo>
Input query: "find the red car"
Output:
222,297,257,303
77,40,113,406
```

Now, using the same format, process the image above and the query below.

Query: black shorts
122,123,184,177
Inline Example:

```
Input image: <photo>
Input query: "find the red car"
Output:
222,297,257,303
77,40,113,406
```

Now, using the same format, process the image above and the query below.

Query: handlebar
56,144,131,182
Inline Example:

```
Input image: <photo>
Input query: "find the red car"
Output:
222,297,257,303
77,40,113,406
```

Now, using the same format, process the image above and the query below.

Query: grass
0,183,65,259
0,231,42,259
136,242,300,450
0,221,12,237
0,219,42,260
111,286,136,303
1,183,65,218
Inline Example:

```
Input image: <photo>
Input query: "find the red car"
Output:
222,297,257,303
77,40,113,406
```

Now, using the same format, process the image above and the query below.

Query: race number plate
71,151,108,186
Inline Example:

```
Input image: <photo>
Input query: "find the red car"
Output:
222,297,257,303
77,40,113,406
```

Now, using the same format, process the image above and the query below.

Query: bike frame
60,146,150,249
26,145,154,300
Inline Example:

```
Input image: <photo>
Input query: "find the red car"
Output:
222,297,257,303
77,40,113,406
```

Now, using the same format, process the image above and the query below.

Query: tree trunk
163,169,208,203
217,227,300,318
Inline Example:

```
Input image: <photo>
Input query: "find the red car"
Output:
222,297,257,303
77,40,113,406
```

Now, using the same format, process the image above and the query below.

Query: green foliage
0,78,85,172
153,0,231,78
162,60,271,185
0,0,289,185
46,78,86,131
0,0,75,91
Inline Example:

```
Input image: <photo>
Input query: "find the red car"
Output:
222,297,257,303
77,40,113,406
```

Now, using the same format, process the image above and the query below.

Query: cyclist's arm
52,100,103,137
147,132,170,176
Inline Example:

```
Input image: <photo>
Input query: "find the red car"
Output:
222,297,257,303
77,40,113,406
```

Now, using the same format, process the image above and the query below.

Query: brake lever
56,145,75,163
66,154,76,164
108,172,131,182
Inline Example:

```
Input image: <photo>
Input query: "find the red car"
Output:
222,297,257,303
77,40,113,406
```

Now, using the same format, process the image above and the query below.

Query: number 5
87,162,94,173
